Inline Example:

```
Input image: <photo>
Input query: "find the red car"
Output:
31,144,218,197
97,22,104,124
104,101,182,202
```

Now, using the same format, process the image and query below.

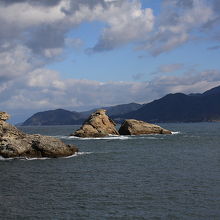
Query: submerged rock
71,109,119,137
118,119,172,135
0,112,78,158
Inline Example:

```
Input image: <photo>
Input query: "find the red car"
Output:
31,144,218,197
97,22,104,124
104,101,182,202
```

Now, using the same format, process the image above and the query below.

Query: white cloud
0,0,155,55
92,1,154,51
0,45,38,81
0,1,67,28
149,69,220,95
27,69,62,89
139,0,216,55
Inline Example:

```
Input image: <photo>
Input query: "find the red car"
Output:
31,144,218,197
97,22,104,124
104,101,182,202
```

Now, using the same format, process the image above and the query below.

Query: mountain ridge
113,85,220,123
22,85,220,125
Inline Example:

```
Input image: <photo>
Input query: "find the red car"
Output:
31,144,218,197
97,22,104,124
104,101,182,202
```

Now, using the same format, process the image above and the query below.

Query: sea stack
0,111,78,158
71,109,119,137
119,119,172,135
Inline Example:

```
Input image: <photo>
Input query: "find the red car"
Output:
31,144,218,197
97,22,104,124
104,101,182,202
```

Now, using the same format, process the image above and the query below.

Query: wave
72,135,130,140
0,156,15,161
54,134,168,140
171,131,180,134
64,152,92,158
0,152,92,161
55,135,130,140
53,131,181,140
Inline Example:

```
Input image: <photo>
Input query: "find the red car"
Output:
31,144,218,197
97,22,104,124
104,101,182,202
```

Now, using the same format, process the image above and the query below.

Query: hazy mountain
22,103,142,126
22,109,84,126
22,86,220,125
113,85,220,123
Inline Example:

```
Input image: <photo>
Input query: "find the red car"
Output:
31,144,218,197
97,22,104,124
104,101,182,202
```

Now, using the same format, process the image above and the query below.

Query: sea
0,123,220,220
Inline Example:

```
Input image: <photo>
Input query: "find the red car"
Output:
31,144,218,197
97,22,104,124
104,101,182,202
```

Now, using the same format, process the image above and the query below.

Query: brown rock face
71,109,119,137
118,119,172,135
0,112,78,158
0,112,10,121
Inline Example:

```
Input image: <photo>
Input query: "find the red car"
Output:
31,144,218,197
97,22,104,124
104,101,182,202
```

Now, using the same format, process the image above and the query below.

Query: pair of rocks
71,109,171,137
0,112,78,158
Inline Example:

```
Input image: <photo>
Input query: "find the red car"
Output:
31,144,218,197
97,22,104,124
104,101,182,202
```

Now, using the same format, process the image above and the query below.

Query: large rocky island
0,112,78,158
71,109,171,137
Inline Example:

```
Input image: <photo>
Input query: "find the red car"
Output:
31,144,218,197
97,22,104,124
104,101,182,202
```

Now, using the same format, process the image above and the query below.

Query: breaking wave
54,134,171,140
0,152,92,161
171,131,180,134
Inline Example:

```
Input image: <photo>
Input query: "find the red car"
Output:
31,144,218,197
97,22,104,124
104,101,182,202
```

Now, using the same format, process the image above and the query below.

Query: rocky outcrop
0,112,10,121
118,119,172,135
0,112,78,158
71,109,119,137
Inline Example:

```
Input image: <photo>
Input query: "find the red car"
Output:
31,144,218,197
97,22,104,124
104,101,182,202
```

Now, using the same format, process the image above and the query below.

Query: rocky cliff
71,109,119,137
119,119,171,135
0,112,78,158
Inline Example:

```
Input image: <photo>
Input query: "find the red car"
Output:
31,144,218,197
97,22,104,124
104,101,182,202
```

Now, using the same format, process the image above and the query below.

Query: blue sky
0,0,219,123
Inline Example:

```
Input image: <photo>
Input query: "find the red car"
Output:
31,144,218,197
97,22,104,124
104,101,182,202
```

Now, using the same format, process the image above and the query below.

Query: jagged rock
0,112,78,158
118,119,172,135
71,109,119,137
0,112,10,121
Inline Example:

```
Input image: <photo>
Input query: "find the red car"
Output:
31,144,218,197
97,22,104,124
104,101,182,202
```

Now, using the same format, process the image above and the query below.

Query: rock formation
71,109,119,137
0,112,78,158
118,119,172,135
0,112,10,121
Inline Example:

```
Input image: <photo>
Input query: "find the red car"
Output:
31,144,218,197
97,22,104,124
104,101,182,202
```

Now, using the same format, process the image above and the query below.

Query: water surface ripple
0,123,220,219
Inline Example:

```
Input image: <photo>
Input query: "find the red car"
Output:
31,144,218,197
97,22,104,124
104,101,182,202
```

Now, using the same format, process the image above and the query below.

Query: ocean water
0,123,220,219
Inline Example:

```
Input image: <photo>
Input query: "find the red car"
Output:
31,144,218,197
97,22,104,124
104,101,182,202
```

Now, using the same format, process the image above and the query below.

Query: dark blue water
0,123,220,219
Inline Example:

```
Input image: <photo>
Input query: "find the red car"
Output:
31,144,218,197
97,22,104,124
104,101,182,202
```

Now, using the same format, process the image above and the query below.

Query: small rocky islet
70,109,119,137
119,119,171,135
71,109,172,137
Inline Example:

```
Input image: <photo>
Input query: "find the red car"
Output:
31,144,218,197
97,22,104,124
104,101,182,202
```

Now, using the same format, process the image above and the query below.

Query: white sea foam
171,131,180,134
65,135,130,140
0,156,14,161
54,135,70,139
21,157,50,161
64,152,92,158
0,152,92,161
54,134,167,140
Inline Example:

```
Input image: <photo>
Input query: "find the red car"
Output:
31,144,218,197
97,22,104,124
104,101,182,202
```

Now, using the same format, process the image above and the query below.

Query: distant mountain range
22,103,142,126
22,85,220,125
113,85,220,123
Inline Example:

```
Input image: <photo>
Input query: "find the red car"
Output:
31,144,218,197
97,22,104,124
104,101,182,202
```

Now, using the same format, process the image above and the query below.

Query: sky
0,0,220,123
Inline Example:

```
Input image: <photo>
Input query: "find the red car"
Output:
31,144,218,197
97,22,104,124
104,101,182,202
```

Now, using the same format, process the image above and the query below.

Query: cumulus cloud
0,45,42,82
0,0,155,56
0,0,155,84
91,1,154,51
0,0,218,58
139,0,217,55
0,0,62,7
